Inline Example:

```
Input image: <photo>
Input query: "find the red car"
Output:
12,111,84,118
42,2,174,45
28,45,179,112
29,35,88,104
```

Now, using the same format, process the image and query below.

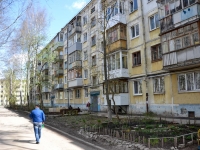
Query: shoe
36,142,39,144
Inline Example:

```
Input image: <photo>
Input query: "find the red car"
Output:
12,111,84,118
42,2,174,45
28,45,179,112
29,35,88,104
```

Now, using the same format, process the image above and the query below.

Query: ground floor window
178,72,200,92
85,88,88,97
133,80,142,95
75,89,81,98
153,77,164,93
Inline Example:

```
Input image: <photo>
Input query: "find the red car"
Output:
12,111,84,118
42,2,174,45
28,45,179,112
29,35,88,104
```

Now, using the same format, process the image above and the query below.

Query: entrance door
91,95,98,112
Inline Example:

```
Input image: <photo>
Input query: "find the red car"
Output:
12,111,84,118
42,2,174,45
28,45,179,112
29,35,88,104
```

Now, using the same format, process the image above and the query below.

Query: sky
38,0,91,41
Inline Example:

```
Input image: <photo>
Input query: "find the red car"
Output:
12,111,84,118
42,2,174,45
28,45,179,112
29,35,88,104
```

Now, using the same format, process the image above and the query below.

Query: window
153,77,164,93
150,13,159,31
132,51,141,66
91,35,96,46
84,70,88,79
183,35,191,47
91,7,95,14
83,32,87,42
65,76,67,83
174,38,182,50
92,76,97,86
92,55,96,66
133,80,142,94
59,92,63,99
64,61,67,69
108,27,118,43
131,24,139,38
192,32,199,44
130,0,138,13
83,16,87,25
91,17,96,27
151,44,162,62
84,51,88,60
178,72,200,92
75,89,81,98
85,88,88,97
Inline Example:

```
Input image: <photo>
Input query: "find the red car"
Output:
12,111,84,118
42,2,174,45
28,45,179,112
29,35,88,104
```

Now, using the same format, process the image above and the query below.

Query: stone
187,141,193,145
178,144,185,149
144,148,149,150
170,147,175,150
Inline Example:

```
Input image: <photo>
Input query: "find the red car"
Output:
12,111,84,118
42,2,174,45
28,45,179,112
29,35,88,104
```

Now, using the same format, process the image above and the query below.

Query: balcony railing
52,41,64,51
68,61,82,70
68,78,83,88
42,75,49,81
104,93,129,105
54,83,64,90
54,69,64,77
54,55,64,63
42,64,49,71
42,87,50,93
68,42,82,54
106,40,127,53
106,13,127,29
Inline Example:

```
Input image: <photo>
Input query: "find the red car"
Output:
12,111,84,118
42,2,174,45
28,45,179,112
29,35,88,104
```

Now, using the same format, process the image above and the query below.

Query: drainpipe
67,26,70,109
140,0,149,113
170,74,174,115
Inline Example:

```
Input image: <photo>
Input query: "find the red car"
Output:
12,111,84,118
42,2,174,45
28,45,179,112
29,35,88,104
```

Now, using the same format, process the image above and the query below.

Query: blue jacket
29,108,45,122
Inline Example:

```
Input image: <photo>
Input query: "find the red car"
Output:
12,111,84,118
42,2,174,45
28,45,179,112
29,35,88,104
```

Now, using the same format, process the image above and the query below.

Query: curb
44,124,106,150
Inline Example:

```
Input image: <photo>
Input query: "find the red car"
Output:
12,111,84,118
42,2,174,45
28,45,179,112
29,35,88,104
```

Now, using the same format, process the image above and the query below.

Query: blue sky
38,0,91,41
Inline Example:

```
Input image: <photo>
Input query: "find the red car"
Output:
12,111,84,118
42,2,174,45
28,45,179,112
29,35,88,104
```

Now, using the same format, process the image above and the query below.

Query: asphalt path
0,106,101,150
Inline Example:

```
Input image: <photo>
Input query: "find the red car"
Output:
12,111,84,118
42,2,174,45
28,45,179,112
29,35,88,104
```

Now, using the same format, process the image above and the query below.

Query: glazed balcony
163,45,200,70
68,78,83,88
159,2,200,34
52,41,64,51
68,42,82,54
104,93,129,105
68,26,82,37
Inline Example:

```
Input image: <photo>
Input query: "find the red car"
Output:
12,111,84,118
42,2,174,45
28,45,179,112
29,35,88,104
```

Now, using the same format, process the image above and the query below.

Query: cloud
65,0,87,10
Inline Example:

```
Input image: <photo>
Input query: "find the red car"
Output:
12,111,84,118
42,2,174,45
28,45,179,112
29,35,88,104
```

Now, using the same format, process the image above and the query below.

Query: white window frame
178,72,200,92
130,0,138,13
84,88,88,97
75,89,81,98
91,35,96,46
83,16,87,25
131,24,139,39
83,32,87,42
153,77,165,94
84,51,88,60
84,69,88,79
149,13,159,31
133,80,142,95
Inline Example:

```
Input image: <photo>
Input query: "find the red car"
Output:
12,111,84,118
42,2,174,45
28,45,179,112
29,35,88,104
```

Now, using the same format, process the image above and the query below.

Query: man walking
29,104,45,144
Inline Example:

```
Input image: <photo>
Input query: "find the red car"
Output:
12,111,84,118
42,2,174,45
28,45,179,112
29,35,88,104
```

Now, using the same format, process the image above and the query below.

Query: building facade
30,0,200,117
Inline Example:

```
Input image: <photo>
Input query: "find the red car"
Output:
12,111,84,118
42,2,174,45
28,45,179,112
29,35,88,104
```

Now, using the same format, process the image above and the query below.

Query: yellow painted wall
106,40,127,53
171,74,200,104
151,61,163,72
128,11,139,22
149,28,160,39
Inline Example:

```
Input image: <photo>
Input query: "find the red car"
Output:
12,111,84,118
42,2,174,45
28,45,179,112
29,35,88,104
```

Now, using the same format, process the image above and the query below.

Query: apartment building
30,0,200,117
0,79,26,106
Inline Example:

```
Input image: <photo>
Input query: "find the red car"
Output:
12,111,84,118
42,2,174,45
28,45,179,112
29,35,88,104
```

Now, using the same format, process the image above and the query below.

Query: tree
14,4,49,107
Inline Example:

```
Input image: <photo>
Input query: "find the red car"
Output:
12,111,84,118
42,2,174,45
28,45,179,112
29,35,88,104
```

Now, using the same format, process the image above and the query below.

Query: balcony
68,42,82,54
108,69,129,79
54,69,64,77
106,40,127,54
42,86,50,93
52,41,64,51
68,78,83,88
68,26,82,37
68,61,82,70
42,75,49,81
54,83,64,90
159,3,200,34
42,64,49,71
106,13,126,29
54,55,63,63
104,93,129,105
163,45,200,70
